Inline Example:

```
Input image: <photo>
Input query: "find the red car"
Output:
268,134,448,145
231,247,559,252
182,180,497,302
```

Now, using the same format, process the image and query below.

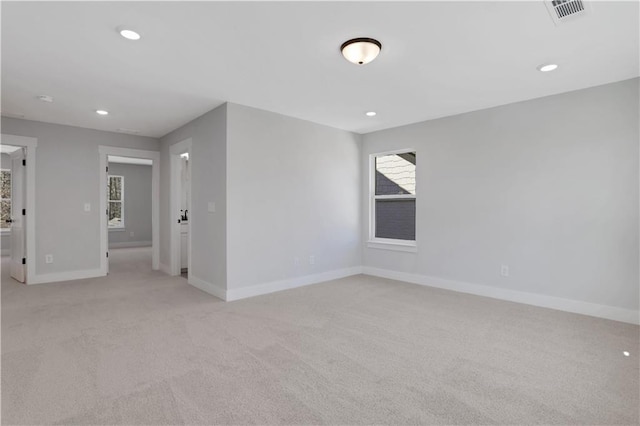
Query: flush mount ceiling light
341,38,382,65
37,95,54,103
537,63,558,72
118,27,141,41
96,109,109,115
366,111,377,117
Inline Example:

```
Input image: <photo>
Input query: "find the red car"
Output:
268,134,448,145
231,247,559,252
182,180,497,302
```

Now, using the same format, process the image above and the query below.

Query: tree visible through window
372,152,416,241
108,175,124,228
1,170,11,230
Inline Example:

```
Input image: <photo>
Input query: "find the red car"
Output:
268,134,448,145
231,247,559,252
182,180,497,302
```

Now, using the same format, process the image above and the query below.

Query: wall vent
545,0,590,25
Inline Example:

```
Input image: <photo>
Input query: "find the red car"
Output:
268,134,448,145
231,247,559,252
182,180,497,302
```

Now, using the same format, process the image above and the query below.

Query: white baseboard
109,241,152,249
363,267,640,325
226,266,363,302
159,262,172,275
28,268,105,285
188,275,226,301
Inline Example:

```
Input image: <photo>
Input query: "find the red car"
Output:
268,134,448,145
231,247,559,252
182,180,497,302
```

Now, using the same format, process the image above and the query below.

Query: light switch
208,202,216,213
84,203,91,212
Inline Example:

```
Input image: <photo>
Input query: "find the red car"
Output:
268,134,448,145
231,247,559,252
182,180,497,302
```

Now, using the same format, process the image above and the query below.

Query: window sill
367,239,417,253
108,227,126,232
0,229,10,236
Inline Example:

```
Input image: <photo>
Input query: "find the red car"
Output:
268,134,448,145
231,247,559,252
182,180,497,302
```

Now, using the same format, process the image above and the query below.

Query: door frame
1,134,37,284
99,146,160,274
169,138,192,276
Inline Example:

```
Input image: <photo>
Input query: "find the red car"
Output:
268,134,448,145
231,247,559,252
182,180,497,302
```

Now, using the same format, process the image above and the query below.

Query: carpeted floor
2,247,638,425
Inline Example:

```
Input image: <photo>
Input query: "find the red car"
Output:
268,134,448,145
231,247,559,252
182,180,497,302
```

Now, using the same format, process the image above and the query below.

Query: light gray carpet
2,247,638,425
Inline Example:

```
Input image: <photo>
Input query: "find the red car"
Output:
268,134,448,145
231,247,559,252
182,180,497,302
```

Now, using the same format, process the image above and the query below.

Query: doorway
1,145,25,282
106,155,154,275
0,134,36,284
98,146,160,276
169,138,192,278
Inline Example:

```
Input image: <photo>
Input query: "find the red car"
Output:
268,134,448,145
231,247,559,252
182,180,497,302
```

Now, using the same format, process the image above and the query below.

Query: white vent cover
545,0,590,25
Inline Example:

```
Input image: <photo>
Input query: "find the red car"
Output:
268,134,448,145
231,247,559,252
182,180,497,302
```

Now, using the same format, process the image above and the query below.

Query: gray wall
160,104,227,289
1,117,159,275
1,153,10,253
362,78,639,311
107,163,152,248
226,103,362,290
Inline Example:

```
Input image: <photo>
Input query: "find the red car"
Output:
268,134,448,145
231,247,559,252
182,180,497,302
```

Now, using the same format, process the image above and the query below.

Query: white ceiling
108,155,152,166
2,1,638,138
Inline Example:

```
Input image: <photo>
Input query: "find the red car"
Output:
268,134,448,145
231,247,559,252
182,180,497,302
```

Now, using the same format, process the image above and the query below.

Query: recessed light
623,351,630,357
96,110,109,116
37,95,54,103
118,28,141,41
366,111,377,117
341,38,382,65
538,63,558,72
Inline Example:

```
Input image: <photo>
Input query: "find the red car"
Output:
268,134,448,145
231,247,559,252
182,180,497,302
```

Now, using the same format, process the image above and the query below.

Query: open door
105,162,109,274
10,148,25,282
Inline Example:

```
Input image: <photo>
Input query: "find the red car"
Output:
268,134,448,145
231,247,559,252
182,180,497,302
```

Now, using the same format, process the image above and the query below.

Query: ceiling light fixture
37,95,54,103
96,110,109,116
623,351,630,357
341,38,382,65
118,28,141,41
537,63,558,72
366,111,377,117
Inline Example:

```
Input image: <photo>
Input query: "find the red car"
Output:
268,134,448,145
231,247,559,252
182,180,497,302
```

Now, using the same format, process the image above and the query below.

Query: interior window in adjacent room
108,175,124,228
0,169,11,231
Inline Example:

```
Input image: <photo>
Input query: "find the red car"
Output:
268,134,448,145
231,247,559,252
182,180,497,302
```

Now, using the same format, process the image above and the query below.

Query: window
370,151,416,249
108,175,124,228
1,170,10,231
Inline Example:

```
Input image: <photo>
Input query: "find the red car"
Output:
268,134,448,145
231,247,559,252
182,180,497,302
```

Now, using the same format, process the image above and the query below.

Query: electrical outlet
45,254,54,264
309,255,315,265
84,203,91,212
501,265,509,277
129,231,134,237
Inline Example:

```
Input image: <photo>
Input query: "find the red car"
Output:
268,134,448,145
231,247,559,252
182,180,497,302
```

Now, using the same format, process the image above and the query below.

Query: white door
10,148,25,282
105,163,109,274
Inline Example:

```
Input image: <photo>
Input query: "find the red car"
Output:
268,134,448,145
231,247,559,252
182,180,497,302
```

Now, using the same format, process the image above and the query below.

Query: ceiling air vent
545,0,590,25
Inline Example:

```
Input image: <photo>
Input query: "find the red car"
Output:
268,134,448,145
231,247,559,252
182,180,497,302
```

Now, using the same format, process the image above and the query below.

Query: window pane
1,200,11,227
109,176,122,201
375,152,416,196
1,171,11,199
108,201,122,226
375,199,416,240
